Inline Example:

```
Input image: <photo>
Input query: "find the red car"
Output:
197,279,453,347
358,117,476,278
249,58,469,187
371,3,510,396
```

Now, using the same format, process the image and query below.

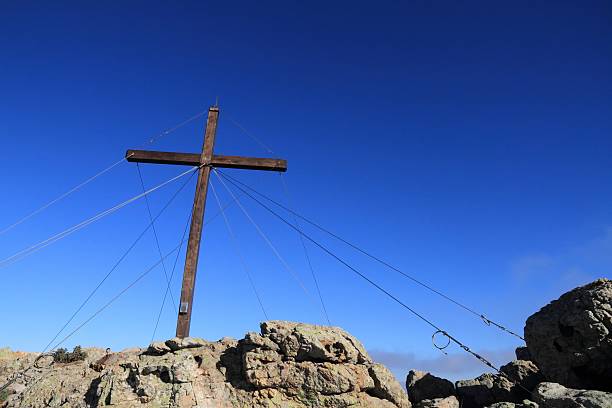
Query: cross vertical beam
176,107,218,338
126,105,286,339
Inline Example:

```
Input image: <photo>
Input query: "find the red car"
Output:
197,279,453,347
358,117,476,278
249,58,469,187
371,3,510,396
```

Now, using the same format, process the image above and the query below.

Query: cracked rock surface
533,382,612,408
524,278,612,391
0,321,409,407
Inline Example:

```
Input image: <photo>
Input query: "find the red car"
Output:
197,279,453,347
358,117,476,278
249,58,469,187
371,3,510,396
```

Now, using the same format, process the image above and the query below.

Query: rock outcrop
406,370,455,403
524,278,612,391
4,279,611,408
514,347,533,363
533,382,612,408
0,321,409,408
486,402,538,408
402,278,612,408
455,373,518,408
413,396,460,408
499,360,543,398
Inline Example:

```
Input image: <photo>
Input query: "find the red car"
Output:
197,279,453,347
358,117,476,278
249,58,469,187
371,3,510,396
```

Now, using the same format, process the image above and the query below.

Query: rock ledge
0,321,409,408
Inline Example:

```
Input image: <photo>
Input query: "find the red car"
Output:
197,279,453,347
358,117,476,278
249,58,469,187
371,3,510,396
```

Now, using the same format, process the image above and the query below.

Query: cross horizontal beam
126,149,287,172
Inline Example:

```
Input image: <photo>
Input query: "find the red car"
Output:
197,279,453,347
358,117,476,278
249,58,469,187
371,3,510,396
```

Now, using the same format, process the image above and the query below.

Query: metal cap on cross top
126,106,287,338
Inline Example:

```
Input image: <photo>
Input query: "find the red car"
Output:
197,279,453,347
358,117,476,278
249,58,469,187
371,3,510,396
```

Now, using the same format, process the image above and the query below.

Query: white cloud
510,227,611,291
370,229,612,386
511,254,555,281
369,347,515,383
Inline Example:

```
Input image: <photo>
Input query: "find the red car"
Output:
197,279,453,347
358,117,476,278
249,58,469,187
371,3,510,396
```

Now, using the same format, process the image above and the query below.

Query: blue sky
1,1,611,381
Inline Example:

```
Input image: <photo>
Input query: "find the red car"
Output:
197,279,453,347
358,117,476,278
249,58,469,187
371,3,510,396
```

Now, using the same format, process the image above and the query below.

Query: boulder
533,382,612,408
1,321,410,408
145,341,171,355
524,279,612,391
486,402,538,408
406,370,455,403
164,336,209,351
514,347,533,362
456,373,518,408
259,321,372,364
414,396,460,408
370,364,412,408
500,360,544,397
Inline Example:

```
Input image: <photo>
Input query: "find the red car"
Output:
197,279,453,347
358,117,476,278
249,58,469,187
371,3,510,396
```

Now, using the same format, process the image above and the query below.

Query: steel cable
213,170,314,300
0,244,184,396
0,108,208,238
217,170,524,341
214,175,533,393
210,180,269,320
40,168,198,355
136,163,179,314
150,208,192,342
0,166,198,270
279,173,331,325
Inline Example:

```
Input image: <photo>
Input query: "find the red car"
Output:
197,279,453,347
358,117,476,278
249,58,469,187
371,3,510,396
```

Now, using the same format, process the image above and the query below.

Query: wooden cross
126,106,287,338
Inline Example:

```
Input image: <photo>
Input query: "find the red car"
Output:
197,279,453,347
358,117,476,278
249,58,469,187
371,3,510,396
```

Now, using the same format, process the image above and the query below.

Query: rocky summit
0,321,409,407
2,279,612,408
404,278,612,408
524,278,612,391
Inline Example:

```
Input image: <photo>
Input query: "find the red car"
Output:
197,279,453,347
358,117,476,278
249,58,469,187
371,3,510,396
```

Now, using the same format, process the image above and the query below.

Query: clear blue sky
1,1,611,381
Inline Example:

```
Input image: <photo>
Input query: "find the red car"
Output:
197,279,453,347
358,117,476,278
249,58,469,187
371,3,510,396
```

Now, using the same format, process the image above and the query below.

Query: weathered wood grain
126,150,286,172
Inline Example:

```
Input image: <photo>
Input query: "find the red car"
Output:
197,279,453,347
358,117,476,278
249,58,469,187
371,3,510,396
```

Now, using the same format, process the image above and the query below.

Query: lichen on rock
533,382,612,408
0,321,410,407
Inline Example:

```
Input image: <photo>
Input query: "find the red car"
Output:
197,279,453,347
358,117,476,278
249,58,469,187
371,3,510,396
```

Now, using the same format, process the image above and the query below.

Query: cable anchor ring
432,330,451,355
